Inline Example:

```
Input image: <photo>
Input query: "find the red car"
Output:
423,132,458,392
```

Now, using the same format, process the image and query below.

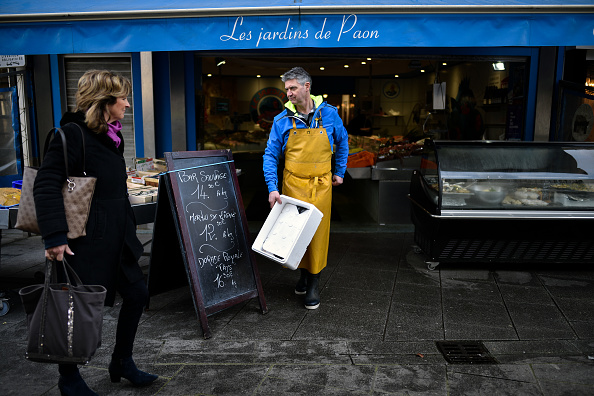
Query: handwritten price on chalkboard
177,166,242,289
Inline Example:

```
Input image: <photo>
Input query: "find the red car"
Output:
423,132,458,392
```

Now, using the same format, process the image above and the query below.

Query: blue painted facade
1,1,592,156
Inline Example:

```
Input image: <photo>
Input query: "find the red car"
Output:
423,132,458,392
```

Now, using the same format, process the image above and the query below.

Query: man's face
284,78,310,109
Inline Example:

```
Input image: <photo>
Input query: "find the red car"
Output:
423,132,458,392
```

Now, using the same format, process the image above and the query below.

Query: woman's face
105,97,130,123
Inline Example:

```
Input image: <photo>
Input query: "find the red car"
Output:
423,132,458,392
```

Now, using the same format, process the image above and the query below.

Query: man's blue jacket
263,94,349,194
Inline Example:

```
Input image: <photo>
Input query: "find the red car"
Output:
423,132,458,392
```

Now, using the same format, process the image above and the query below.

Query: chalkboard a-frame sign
148,150,268,338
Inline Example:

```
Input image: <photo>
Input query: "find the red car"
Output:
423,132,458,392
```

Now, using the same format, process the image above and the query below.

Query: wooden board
148,150,267,338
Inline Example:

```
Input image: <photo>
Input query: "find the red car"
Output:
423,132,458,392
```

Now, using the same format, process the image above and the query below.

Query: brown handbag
15,125,97,239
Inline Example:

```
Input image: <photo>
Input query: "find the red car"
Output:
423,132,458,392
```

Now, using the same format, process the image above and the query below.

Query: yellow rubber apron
283,117,333,275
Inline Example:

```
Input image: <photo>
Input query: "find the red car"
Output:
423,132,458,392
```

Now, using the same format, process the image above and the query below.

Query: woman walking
34,70,157,395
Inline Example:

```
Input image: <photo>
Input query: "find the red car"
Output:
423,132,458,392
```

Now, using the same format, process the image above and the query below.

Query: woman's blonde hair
75,70,131,134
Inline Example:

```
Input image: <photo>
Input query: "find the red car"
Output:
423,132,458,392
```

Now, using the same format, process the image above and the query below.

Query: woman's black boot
58,369,98,396
304,272,320,310
295,268,308,295
108,356,158,387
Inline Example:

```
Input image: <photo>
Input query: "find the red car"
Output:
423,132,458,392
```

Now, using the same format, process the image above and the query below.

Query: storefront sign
0,55,25,67
2,12,594,55
221,15,379,48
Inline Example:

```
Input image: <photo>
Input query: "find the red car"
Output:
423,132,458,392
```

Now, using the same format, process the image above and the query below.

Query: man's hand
268,191,282,208
332,175,344,186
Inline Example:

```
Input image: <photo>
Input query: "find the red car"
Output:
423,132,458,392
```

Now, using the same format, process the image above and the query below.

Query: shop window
554,80,594,142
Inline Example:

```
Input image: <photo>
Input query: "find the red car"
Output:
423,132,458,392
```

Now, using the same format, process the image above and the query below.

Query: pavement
1,225,594,395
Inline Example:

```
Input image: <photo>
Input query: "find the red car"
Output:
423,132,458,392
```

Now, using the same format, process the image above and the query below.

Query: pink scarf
106,121,122,148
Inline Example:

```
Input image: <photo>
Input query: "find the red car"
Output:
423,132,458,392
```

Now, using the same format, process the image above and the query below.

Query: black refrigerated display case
409,140,594,269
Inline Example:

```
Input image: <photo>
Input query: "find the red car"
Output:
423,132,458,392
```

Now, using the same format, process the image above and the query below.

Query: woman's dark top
33,111,144,306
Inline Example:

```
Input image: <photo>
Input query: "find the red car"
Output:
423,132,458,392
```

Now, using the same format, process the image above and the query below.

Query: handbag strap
71,123,88,176
60,257,84,286
43,123,89,178
39,258,82,358
37,259,54,354
47,257,84,287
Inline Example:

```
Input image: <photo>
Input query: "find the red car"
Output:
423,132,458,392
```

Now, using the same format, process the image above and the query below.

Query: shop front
1,1,593,227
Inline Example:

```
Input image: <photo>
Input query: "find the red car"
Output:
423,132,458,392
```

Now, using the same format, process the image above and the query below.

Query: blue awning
1,1,593,55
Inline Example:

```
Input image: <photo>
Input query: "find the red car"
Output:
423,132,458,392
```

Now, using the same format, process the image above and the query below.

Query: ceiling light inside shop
421,69,425,73
320,67,325,70
323,94,328,98
361,61,366,65
442,62,447,66
493,62,505,71
394,74,399,78
344,64,349,68
216,57,226,67
367,58,372,61
256,75,261,78
207,74,212,77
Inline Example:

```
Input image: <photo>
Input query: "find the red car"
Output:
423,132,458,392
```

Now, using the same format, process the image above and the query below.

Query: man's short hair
281,67,312,88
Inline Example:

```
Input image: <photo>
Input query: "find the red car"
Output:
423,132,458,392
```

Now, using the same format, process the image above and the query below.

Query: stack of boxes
127,158,166,204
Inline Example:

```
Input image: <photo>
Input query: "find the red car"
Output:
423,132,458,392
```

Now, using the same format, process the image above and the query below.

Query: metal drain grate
435,341,497,364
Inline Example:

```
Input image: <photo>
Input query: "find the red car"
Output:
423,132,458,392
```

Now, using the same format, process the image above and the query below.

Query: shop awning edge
1,4,594,24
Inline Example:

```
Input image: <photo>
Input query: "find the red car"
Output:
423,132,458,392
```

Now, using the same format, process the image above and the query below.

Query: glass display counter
409,140,594,269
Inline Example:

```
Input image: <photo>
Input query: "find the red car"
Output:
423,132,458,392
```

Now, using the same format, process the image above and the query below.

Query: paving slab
263,364,377,394
483,340,582,356
555,296,594,322
338,251,401,272
447,365,543,396
327,266,397,293
571,321,594,339
531,362,594,386
538,380,594,396
2,228,594,395
160,364,271,395
506,301,577,340
498,283,555,305
342,235,405,261
441,277,501,302
443,298,517,340
294,288,392,341
493,270,542,286
373,364,447,394
395,267,440,287
539,275,594,299
385,302,444,341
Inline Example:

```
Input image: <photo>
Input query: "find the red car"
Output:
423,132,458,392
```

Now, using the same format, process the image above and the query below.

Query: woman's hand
45,244,74,262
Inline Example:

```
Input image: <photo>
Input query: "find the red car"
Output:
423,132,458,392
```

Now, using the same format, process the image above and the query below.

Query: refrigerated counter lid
439,209,594,219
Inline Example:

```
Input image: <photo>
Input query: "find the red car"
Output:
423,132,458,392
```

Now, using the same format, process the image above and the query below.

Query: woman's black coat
33,112,144,306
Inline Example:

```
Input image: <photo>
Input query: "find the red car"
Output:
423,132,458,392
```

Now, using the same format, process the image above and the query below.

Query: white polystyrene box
252,195,323,270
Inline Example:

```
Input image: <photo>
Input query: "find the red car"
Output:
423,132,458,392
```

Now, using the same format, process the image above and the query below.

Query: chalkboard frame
149,149,267,338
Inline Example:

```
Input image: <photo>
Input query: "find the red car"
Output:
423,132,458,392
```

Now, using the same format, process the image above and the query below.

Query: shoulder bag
19,258,107,364
15,124,97,239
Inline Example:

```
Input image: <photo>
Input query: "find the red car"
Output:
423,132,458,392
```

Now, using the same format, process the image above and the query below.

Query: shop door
0,86,21,187
64,56,136,166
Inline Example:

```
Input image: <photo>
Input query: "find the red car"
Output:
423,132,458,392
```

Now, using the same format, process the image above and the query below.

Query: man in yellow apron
263,67,349,310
